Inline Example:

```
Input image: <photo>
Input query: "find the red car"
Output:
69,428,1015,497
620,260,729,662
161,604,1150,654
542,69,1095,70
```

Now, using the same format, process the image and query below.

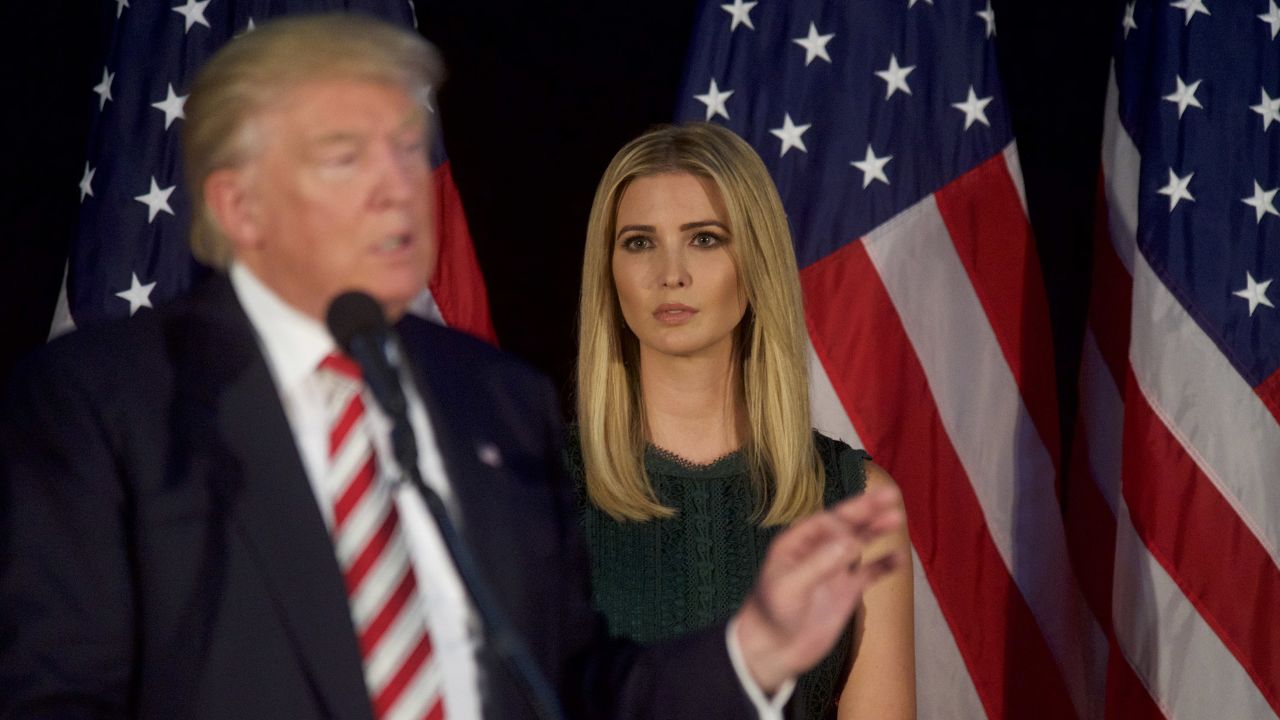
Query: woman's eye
621,237,653,251
691,232,722,248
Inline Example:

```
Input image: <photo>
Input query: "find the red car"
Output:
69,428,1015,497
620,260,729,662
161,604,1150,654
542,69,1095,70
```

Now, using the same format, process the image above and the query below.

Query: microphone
326,291,406,416
325,291,565,720
326,292,418,476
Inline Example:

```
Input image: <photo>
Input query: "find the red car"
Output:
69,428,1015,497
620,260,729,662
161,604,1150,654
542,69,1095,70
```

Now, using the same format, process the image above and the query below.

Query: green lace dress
567,430,869,719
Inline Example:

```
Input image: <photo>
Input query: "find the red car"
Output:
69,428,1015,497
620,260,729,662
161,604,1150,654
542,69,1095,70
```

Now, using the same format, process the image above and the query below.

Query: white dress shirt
229,264,791,720
232,265,484,719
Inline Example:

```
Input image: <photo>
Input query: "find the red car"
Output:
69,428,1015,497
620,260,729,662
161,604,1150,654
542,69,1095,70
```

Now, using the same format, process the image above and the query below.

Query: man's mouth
375,234,411,252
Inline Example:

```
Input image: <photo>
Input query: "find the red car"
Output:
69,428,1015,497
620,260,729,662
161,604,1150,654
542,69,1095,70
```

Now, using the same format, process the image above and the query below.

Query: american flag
1069,1,1280,717
57,0,494,343
675,0,1105,716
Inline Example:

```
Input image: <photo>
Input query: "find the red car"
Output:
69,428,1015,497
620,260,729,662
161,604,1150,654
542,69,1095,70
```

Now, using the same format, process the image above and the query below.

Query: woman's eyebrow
616,220,729,239
679,220,728,231
616,224,655,238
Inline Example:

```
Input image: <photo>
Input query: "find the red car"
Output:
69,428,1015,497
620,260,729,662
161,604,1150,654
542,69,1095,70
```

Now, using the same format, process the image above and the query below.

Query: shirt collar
229,263,336,393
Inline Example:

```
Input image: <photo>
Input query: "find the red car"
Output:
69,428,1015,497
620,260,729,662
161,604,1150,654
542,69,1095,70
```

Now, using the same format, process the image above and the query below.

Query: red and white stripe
802,144,1106,718
1061,66,1280,719
322,355,446,720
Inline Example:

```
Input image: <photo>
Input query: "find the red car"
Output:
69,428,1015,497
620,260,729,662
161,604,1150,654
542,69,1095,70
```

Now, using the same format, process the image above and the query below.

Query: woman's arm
837,462,916,719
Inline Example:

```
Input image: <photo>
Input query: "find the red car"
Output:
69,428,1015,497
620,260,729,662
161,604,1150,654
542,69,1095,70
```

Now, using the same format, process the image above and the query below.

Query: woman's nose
659,250,691,288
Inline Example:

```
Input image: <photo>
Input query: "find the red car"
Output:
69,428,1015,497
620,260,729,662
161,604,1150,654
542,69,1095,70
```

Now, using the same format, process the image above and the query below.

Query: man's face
232,78,435,321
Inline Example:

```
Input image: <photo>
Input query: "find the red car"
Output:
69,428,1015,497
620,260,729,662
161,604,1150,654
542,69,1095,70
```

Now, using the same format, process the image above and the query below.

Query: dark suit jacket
0,276,755,720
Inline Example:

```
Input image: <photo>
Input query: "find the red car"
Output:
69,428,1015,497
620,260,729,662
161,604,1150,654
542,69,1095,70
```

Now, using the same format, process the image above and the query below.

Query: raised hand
733,484,907,693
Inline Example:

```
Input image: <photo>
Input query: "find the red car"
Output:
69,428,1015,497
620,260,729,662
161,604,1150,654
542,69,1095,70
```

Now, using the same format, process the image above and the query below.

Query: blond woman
571,123,916,719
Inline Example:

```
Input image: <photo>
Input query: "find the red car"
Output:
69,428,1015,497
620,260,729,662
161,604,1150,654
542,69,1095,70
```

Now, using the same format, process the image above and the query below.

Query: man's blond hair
182,13,443,268
577,123,824,526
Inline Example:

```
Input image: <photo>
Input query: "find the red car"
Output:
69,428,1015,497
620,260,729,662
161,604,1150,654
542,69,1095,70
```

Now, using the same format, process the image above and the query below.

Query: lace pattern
647,443,741,471
569,428,870,719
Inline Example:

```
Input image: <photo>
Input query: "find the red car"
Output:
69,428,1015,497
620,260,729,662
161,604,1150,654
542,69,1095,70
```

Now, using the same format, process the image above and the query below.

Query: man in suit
0,14,905,720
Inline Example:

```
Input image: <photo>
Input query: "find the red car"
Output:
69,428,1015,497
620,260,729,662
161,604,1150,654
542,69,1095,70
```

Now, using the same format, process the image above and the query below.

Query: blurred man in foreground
0,14,905,720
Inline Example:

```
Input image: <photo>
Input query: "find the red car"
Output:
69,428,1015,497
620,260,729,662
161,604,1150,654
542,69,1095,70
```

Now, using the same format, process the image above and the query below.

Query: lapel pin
476,441,502,469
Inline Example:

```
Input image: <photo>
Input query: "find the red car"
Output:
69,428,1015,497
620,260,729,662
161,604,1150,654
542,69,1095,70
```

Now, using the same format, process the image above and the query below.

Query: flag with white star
1070,1,1280,717
59,0,495,343
676,1,1094,717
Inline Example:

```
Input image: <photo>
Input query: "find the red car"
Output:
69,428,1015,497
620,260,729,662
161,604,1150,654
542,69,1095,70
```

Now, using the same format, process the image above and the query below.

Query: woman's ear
202,166,262,252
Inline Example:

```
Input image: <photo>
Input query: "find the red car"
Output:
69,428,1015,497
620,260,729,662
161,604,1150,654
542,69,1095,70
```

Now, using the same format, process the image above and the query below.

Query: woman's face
611,172,747,362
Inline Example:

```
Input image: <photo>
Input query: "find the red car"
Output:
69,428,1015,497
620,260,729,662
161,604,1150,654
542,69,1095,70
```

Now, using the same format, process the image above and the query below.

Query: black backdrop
1,1,1117,455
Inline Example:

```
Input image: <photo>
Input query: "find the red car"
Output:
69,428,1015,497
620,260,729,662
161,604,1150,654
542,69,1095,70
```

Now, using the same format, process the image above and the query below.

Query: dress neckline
644,443,747,478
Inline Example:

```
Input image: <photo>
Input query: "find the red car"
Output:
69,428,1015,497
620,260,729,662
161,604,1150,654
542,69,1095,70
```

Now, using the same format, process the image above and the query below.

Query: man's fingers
830,486,904,539
762,485,906,599
768,508,851,563
782,485,902,550
854,547,908,586
832,484,902,525
768,515,867,595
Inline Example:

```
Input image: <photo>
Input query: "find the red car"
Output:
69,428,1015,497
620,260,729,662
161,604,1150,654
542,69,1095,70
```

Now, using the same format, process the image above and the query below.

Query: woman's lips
654,303,698,325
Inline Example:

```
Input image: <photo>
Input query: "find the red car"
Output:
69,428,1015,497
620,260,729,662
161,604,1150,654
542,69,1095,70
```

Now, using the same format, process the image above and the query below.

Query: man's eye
322,152,360,168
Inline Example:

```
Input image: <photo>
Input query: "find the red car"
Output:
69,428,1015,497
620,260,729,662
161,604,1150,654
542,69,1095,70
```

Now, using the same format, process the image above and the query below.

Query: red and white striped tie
319,352,446,720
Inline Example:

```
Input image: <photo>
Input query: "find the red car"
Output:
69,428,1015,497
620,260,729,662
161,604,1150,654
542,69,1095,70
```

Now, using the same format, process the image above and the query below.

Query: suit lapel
395,319,559,633
395,321,503,564
178,278,373,720
396,319,569,720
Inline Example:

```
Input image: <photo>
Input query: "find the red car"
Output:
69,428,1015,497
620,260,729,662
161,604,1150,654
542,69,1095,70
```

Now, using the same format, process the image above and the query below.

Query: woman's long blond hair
576,122,823,526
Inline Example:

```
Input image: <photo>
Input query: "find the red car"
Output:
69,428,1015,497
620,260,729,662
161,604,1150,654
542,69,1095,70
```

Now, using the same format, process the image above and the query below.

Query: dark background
1,1,1117,456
